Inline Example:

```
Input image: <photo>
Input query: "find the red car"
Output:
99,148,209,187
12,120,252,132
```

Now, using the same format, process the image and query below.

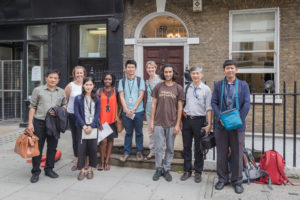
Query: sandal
104,162,110,171
144,154,154,161
97,163,104,171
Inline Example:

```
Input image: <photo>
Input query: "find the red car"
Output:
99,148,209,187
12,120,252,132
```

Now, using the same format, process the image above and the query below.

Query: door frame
124,11,199,80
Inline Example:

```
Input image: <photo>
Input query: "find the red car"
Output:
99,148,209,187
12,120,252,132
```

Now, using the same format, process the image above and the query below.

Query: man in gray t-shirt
150,64,184,182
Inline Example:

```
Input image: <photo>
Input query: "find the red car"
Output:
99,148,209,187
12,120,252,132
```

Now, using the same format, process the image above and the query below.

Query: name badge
128,97,133,104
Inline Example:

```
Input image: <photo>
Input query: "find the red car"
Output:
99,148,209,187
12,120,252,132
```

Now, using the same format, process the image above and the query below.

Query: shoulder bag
220,79,243,131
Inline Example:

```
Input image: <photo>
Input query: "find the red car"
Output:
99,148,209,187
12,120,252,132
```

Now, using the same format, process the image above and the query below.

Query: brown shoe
180,172,191,181
87,171,94,179
194,173,202,183
136,152,143,161
120,154,129,162
77,171,85,181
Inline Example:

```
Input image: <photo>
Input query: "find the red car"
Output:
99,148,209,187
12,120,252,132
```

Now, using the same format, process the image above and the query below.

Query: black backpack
228,147,272,189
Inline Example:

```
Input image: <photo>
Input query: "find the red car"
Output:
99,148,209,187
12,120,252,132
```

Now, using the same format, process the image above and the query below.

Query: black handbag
201,132,216,154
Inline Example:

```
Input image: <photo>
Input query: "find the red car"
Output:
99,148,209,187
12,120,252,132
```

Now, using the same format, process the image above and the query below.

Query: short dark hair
45,69,60,78
101,72,116,87
223,60,237,68
125,60,137,68
160,63,178,81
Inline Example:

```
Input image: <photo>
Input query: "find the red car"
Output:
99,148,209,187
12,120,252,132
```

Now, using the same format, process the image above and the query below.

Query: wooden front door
143,46,184,86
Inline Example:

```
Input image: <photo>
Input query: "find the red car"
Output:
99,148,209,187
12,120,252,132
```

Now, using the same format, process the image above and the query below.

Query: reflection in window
27,42,48,96
27,25,48,40
237,73,274,93
141,16,187,38
79,24,107,58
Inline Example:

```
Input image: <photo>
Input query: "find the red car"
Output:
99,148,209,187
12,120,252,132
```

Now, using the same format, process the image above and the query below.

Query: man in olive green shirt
28,69,67,183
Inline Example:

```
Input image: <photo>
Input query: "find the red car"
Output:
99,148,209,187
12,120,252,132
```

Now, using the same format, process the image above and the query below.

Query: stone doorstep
111,145,183,159
108,153,184,172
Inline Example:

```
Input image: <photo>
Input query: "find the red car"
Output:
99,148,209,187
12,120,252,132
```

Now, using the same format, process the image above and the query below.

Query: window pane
237,73,274,93
141,16,187,38
79,24,107,58
232,52,274,68
27,42,48,97
232,12,275,51
27,25,48,40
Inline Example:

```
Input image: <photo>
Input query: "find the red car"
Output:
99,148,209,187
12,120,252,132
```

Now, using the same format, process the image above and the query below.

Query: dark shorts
106,123,118,140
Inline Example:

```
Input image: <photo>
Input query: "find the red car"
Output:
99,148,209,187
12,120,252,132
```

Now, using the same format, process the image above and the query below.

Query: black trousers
215,128,245,185
68,113,81,157
182,117,205,173
77,129,98,170
31,118,58,175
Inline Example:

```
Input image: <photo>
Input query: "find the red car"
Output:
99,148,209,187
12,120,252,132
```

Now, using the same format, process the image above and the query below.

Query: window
230,8,279,94
27,25,48,40
140,16,187,38
26,25,48,97
79,24,107,58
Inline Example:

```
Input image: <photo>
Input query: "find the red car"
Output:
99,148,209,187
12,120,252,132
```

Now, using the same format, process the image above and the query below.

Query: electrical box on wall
193,0,202,12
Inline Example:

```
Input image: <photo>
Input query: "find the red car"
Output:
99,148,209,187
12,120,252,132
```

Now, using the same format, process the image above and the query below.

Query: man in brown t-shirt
150,63,184,182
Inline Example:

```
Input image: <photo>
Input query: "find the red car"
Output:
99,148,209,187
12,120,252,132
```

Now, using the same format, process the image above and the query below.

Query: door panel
144,46,184,86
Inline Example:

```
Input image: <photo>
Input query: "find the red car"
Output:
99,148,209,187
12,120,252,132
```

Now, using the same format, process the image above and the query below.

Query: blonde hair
72,66,86,80
145,61,157,69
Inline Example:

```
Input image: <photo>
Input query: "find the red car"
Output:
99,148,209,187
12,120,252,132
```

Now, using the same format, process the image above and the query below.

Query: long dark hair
81,77,97,102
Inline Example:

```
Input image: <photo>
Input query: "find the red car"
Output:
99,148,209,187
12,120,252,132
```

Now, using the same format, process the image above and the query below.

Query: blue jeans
122,111,144,155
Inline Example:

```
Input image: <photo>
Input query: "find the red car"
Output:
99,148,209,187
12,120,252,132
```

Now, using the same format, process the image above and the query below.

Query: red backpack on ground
259,150,299,186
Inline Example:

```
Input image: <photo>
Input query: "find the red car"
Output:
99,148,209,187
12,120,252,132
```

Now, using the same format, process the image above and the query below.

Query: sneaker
87,171,94,179
194,172,202,183
77,171,85,181
136,152,143,161
152,168,163,181
180,172,191,181
164,170,172,182
120,154,129,162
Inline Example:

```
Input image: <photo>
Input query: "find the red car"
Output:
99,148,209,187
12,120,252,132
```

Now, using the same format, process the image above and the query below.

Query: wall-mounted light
88,28,107,35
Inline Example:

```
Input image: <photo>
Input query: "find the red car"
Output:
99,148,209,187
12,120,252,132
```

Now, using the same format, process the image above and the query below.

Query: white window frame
229,8,280,103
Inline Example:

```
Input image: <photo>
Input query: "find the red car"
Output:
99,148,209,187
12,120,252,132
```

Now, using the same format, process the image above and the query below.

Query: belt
186,115,205,120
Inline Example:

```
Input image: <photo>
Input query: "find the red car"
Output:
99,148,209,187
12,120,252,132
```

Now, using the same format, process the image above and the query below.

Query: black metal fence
207,81,300,167
251,81,299,167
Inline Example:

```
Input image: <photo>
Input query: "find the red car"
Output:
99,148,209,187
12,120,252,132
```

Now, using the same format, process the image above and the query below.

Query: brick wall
123,0,300,134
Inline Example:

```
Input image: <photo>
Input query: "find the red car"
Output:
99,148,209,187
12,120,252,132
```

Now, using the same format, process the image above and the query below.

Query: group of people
27,59,250,194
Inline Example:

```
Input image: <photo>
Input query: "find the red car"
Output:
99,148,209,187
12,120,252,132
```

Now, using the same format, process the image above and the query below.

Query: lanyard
193,86,200,100
103,88,112,105
85,97,92,115
127,77,135,97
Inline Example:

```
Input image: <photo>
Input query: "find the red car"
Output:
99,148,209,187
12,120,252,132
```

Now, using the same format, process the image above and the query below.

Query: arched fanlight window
140,16,187,38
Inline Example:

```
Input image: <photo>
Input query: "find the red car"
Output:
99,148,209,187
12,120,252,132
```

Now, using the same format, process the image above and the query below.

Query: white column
156,0,166,12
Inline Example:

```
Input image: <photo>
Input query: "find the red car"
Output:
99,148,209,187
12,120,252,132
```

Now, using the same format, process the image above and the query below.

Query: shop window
27,25,48,40
230,9,279,94
140,16,187,38
79,24,107,58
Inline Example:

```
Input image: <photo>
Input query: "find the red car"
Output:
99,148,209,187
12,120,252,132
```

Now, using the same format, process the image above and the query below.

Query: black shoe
153,168,163,181
194,173,202,183
215,181,229,190
180,172,191,181
45,170,59,178
234,184,244,194
164,170,172,182
30,174,39,183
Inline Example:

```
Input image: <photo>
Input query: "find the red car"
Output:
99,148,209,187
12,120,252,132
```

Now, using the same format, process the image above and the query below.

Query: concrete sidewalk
0,123,299,200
